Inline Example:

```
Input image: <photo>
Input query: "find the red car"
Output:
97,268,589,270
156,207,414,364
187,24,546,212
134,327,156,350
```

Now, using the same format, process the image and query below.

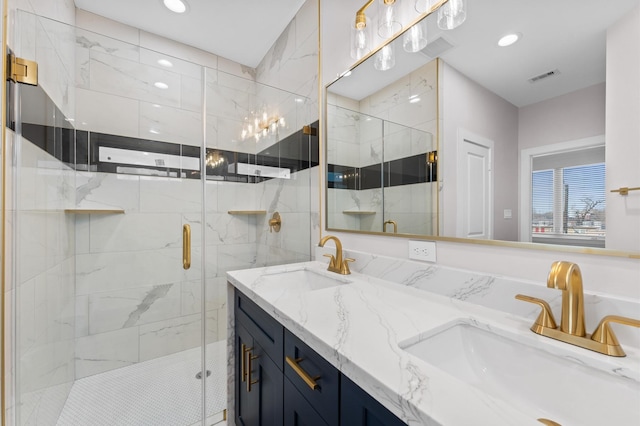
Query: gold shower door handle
183,224,191,270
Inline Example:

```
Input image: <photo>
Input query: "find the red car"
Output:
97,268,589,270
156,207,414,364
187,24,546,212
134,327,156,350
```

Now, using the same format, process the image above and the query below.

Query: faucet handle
590,315,640,357
323,253,336,268
515,294,558,331
340,258,355,275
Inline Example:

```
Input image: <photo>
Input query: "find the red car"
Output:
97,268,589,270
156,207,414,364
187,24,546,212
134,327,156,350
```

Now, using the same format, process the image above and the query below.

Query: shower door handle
183,224,191,270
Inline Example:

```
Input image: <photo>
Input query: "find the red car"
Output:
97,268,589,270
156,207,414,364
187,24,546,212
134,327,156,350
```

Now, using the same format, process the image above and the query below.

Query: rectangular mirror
324,0,640,256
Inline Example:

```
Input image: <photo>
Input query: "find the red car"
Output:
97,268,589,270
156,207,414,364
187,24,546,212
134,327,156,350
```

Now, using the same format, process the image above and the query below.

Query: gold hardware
223,409,227,421
383,219,398,233
269,212,281,233
516,261,640,356
246,351,259,392
590,315,640,357
515,294,557,330
7,53,38,85
241,344,253,382
427,150,438,164
611,186,640,196
285,356,321,390
355,0,375,29
538,419,562,426
319,235,355,275
182,224,191,270
547,261,585,336
303,125,317,136
227,210,267,215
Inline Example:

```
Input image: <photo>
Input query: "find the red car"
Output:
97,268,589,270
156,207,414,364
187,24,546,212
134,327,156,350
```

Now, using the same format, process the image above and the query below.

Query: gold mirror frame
322,0,640,260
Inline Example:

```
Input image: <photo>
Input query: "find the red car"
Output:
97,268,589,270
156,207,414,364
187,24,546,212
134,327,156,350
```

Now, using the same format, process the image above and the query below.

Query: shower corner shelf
228,210,267,215
65,208,125,215
343,210,376,215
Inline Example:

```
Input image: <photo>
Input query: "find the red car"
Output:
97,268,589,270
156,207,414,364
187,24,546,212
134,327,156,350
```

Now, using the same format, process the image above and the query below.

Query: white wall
605,5,640,252
319,0,640,301
440,61,519,241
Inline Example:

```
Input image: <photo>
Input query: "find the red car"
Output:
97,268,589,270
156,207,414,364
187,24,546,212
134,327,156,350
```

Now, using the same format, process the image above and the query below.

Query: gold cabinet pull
182,224,191,270
246,351,259,392
241,344,253,382
285,356,320,391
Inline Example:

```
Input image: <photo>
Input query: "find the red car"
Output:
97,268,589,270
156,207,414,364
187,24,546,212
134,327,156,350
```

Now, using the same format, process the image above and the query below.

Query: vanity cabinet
234,288,406,426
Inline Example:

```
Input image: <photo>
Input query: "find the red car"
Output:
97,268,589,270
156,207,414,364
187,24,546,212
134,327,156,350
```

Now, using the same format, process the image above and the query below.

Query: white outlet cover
408,240,437,263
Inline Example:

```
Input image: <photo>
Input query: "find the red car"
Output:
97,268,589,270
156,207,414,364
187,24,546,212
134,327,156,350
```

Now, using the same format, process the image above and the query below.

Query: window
531,146,606,247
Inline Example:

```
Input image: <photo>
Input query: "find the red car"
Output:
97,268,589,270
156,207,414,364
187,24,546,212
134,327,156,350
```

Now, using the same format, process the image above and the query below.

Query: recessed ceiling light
163,0,187,14
498,33,520,47
154,81,169,89
157,59,173,67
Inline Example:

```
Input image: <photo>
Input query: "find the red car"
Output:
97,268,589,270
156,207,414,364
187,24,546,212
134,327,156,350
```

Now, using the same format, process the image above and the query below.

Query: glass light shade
403,19,428,53
351,18,372,60
437,0,467,30
374,44,395,71
414,0,432,13
378,0,402,38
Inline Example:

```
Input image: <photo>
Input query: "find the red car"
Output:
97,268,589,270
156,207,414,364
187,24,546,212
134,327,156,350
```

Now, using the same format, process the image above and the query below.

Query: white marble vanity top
227,255,640,426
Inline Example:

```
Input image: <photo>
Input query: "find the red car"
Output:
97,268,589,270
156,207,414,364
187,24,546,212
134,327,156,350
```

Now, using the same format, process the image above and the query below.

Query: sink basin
256,267,352,293
399,321,640,425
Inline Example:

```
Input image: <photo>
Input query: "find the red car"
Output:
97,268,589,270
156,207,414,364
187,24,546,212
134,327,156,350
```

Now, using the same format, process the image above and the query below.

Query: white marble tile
74,215,90,255
21,381,72,426
181,277,226,316
88,212,182,253
75,88,140,137
139,176,201,213
205,71,253,122
20,337,74,393
217,57,255,80
217,243,258,275
180,74,204,113
75,10,140,46
25,0,75,25
216,181,258,212
75,327,139,379
75,172,140,212
14,10,37,60
75,295,89,338
139,102,203,146
89,50,182,108
139,30,218,70
75,27,141,64
204,213,254,245
76,248,182,295
295,0,319,50
138,314,202,362
139,47,202,79
88,283,182,335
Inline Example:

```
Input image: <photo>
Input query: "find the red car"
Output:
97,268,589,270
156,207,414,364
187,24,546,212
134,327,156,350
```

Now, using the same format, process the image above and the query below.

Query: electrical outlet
408,240,437,262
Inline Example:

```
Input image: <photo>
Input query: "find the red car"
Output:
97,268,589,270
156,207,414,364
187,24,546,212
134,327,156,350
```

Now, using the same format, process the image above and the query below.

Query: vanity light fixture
154,81,169,89
374,44,395,71
378,0,402,38
157,58,173,67
437,0,467,30
240,109,286,142
498,33,520,47
351,0,375,60
163,0,187,14
403,18,428,52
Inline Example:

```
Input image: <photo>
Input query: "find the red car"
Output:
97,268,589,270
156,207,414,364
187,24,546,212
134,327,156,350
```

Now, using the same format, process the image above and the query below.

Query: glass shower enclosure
6,11,315,426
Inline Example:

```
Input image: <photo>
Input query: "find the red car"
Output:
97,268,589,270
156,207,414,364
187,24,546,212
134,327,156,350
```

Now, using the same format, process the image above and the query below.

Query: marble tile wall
15,139,76,426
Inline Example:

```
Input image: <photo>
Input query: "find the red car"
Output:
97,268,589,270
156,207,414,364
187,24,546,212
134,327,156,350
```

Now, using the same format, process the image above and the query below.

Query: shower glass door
10,11,219,426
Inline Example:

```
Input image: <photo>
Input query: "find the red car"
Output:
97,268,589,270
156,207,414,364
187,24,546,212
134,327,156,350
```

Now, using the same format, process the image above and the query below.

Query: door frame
518,135,605,242
456,128,494,239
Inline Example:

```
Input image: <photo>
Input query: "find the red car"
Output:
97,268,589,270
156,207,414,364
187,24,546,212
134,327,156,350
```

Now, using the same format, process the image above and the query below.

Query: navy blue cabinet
341,375,407,426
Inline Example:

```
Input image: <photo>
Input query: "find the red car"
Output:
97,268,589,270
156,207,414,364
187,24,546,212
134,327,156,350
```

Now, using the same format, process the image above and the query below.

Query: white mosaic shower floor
57,341,227,426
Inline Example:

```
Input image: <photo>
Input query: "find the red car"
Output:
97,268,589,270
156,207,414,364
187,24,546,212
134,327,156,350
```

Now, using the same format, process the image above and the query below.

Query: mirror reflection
325,0,640,254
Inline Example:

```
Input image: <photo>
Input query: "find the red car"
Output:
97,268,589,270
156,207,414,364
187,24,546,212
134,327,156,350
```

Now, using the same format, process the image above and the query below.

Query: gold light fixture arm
355,0,375,29
610,186,640,196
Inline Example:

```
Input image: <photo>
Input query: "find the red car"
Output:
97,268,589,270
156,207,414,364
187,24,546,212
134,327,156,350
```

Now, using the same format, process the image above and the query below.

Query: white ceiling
74,0,307,68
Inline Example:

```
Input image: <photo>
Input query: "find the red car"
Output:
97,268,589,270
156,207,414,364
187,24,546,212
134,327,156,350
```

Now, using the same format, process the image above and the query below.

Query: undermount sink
399,321,640,426
257,267,352,292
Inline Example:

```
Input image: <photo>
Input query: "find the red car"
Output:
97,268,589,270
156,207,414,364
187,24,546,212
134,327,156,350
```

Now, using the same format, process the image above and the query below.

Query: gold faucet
319,235,355,275
516,261,640,357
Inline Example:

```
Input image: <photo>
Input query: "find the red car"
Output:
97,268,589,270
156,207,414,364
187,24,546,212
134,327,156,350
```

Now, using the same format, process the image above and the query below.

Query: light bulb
351,18,372,60
378,0,401,38
414,0,432,13
437,0,467,30
403,19,428,53
374,44,395,71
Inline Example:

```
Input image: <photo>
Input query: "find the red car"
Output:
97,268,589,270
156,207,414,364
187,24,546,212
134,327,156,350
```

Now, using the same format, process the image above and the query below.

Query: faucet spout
547,261,586,337
318,235,354,275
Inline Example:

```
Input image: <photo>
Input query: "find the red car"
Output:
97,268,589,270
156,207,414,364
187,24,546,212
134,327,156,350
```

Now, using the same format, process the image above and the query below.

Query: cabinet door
340,375,407,426
236,322,284,426
284,378,331,426
235,323,259,426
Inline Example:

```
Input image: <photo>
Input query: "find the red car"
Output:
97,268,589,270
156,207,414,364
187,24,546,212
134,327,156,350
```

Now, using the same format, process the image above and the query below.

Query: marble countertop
227,257,640,426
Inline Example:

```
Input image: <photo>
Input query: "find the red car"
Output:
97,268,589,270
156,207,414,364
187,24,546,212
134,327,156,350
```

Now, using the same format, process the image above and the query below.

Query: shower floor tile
57,341,227,426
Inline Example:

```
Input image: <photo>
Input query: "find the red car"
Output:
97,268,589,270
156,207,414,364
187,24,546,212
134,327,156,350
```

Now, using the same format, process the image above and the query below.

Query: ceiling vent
528,69,560,83
420,36,455,59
